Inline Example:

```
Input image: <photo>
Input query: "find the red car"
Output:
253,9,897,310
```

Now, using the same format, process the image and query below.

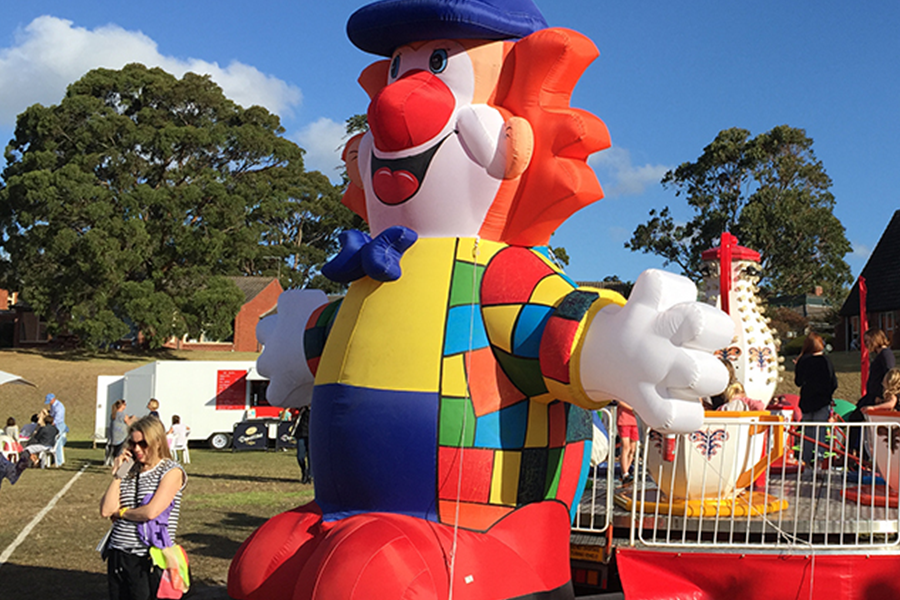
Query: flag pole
859,276,868,397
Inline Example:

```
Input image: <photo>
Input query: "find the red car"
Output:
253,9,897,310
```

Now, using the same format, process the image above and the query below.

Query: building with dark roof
768,287,834,332
837,210,900,350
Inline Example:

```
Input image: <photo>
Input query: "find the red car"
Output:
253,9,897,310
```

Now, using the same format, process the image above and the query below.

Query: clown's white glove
256,289,328,407
579,269,735,433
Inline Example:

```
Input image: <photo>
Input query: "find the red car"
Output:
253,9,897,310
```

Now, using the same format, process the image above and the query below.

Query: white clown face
359,40,509,238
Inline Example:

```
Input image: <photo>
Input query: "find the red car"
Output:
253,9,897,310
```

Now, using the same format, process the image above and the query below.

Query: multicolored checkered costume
304,237,624,531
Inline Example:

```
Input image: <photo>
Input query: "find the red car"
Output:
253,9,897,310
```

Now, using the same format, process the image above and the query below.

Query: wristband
118,507,128,519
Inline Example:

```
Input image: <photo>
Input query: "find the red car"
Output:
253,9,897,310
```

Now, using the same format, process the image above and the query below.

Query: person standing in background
793,332,838,465
109,400,134,460
615,401,638,486
147,399,160,420
44,393,67,467
293,405,312,484
861,329,895,408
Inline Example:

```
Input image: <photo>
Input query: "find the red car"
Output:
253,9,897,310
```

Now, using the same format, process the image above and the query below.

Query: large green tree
0,63,355,347
626,125,852,302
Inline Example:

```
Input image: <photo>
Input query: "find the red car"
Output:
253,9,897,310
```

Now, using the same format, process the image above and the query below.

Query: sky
1,0,897,285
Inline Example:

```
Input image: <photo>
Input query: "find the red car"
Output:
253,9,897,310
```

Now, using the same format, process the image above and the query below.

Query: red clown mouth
370,135,449,206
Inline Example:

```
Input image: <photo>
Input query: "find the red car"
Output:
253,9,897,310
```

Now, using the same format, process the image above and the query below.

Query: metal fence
572,406,617,534
576,409,900,553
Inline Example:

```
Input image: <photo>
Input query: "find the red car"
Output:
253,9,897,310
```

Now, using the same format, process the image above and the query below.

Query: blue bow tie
321,226,418,283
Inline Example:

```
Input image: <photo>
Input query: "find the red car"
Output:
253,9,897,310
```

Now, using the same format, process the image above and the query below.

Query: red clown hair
342,27,610,247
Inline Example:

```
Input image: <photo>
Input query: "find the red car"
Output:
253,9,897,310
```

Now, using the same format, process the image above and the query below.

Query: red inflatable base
617,548,900,600
229,500,575,600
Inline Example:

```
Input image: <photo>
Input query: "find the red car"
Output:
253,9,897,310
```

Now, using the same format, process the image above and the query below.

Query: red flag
859,276,868,397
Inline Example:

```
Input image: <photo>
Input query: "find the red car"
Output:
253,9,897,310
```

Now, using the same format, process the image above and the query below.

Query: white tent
0,370,36,387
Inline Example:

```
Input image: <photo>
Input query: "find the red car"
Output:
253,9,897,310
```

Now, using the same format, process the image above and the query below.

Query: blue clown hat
347,0,548,57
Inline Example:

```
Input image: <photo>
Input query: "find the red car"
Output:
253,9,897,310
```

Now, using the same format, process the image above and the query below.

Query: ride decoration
700,232,782,403
228,1,734,598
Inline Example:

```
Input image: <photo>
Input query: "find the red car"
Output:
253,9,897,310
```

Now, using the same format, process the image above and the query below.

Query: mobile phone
115,457,134,479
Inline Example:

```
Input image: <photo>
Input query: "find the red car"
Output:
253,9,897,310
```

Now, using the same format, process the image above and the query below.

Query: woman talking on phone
100,415,187,599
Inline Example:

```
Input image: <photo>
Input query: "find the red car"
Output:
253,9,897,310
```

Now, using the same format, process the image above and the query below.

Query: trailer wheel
209,432,232,450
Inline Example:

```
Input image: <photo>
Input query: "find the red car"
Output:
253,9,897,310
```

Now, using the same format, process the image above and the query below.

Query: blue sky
1,0,897,285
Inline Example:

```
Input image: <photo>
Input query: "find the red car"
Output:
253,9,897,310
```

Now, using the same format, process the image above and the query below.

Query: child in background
5,417,18,442
616,401,639,486
862,368,900,413
147,398,161,419
717,382,768,412
167,415,191,453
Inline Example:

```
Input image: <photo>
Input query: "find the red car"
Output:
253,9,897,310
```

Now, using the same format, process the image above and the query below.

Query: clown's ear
341,133,368,222
359,60,390,100
503,116,534,180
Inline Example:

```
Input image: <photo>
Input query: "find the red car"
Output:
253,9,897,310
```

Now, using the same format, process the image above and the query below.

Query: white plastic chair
1,435,19,463
39,433,64,468
172,430,190,464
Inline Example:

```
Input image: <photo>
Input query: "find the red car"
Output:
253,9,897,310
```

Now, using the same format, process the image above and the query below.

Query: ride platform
613,487,788,518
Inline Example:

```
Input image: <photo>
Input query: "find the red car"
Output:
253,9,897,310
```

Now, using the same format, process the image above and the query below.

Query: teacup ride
616,411,788,517
844,408,900,507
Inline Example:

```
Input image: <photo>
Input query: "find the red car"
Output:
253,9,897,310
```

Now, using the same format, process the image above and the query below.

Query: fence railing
576,409,900,553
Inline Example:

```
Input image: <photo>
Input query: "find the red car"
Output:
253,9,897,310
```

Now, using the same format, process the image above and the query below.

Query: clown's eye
390,55,400,79
429,49,448,74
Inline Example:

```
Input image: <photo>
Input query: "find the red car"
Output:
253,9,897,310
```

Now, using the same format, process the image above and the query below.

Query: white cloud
589,146,670,197
0,16,301,125
292,117,349,181
608,226,630,243
852,242,871,259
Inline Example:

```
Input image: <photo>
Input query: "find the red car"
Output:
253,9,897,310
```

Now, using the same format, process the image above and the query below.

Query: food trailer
95,360,286,449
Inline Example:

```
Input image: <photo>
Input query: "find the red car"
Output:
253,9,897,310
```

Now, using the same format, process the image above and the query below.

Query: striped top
109,459,186,555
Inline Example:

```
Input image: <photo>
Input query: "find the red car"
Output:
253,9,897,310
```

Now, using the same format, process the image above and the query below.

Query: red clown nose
367,70,455,152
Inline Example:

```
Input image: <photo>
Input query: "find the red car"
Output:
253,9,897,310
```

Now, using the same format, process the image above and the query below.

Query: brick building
166,277,283,352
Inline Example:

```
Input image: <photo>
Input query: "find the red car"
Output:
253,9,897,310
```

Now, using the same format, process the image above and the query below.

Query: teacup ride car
615,410,787,517
844,408,900,507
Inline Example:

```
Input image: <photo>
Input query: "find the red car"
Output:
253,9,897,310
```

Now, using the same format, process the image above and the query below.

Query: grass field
0,347,881,597
0,348,284,598
0,348,261,442
0,444,312,599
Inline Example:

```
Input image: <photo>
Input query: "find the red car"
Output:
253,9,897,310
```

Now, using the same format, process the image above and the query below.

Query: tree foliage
766,306,809,340
0,64,357,347
345,114,369,136
626,126,852,302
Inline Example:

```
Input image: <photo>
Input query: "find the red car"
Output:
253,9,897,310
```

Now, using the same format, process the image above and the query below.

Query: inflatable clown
228,1,735,599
